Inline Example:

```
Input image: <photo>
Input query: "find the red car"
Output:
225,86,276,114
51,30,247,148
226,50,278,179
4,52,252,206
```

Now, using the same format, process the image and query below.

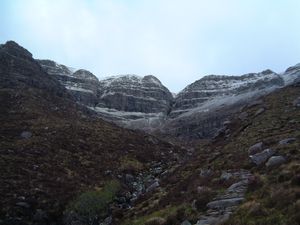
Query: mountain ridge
36,52,300,140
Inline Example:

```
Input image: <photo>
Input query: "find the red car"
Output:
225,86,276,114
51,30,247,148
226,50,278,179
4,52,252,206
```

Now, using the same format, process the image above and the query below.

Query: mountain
0,41,183,224
36,59,300,141
1,41,299,225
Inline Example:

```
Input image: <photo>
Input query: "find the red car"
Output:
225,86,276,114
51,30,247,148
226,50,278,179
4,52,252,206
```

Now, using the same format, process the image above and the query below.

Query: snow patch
65,86,93,93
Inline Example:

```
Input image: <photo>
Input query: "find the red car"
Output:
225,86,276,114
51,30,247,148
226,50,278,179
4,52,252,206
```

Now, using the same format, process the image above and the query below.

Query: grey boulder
248,142,264,155
266,156,286,168
20,131,32,139
250,149,275,166
207,197,244,209
279,138,296,145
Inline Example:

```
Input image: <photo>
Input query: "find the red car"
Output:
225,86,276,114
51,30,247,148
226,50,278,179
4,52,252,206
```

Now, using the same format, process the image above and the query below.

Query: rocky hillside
119,80,300,225
0,41,184,225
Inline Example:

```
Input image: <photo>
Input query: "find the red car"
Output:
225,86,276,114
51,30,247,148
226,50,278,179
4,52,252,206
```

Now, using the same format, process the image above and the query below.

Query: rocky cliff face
172,70,283,116
97,75,173,113
37,59,174,131
0,42,67,98
160,70,286,139
92,74,173,130
37,59,100,106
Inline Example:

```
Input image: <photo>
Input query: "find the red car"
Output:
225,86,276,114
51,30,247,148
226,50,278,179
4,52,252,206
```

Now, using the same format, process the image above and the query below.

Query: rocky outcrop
37,60,99,106
282,63,300,85
0,42,67,97
172,70,283,115
91,75,173,131
196,170,252,225
97,75,173,113
160,70,285,139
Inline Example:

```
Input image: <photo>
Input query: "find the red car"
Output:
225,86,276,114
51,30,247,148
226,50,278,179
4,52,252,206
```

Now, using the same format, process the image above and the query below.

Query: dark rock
223,120,231,126
104,170,112,176
248,142,264,155
207,197,244,209
125,174,134,184
100,216,112,225
20,131,32,139
250,149,275,166
227,180,248,193
15,202,30,208
117,197,127,204
265,156,286,168
247,99,264,108
196,213,230,225
254,108,265,116
33,209,48,222
239,112,248,121
279,138,296,145
220,171,233,181
146,181,159,192
199,169,213,178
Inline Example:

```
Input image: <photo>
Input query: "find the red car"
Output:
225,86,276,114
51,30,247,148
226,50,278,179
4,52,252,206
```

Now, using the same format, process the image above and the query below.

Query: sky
1,0,300,92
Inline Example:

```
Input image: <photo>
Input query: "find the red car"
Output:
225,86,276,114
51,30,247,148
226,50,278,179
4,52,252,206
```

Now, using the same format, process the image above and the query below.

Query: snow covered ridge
37,59,99,81
281,63,300,85
99,74,163,87
179,70,280,94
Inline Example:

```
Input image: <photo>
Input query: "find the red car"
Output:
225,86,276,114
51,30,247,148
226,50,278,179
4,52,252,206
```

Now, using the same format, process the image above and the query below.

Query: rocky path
195,170,252,225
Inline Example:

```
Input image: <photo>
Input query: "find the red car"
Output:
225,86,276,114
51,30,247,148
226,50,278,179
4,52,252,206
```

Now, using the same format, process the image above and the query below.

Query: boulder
265,156,286,168
238,112,248,121
220,171,233,181
20,131,32,139
125,174,135,184
146,181,160,192
279,138,296,145
227,180,248,193
199,169,213,178
254,108,265,116
16,202,30,208
248,142,264,155
196,213,230,225
249,149,275,166
207,197,244,209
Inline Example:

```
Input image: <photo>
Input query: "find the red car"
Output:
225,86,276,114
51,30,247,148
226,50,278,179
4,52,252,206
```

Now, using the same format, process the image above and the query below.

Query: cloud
1,0,300,92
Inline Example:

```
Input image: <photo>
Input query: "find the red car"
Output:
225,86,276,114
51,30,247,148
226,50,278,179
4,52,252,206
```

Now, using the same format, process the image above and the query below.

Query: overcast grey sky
1,0,300,92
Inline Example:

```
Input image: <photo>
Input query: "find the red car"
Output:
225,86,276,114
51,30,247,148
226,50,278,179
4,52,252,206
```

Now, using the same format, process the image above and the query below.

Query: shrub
65,180,120,224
